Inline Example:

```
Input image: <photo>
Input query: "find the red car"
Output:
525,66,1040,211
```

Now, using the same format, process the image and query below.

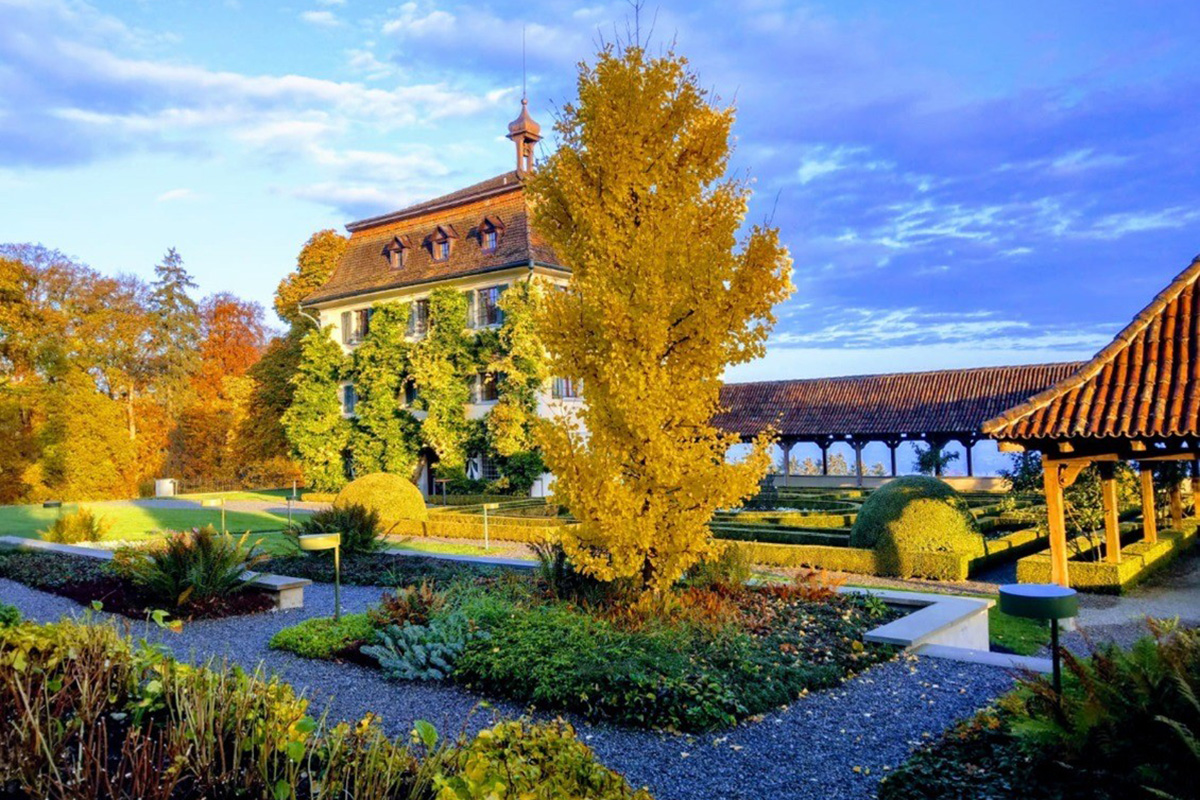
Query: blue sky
2,0,1199,384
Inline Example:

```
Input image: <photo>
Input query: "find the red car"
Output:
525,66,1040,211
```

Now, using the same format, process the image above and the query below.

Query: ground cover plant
0,617,650,800
271,548,897,732
262,551,502,587
0,527,274,619
879,620,1199,800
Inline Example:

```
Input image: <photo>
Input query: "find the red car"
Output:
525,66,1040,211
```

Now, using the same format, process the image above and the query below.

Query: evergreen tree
149,247,200,406
350,302,422,477
527,44,793,592
281,327,351,491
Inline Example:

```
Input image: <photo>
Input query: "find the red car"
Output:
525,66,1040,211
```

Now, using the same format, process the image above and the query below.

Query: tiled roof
716,363,1084,441
984,256,1200,442
304,172,563,305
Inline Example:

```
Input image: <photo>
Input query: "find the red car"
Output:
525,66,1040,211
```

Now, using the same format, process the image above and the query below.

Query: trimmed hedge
711,525,849,547
428,493,523,506
850,477,985,577
334,472,428,529
301,492,338,503
732,541,970,581
713,511,854,528
969,527,1047,572
1016,525,1198,593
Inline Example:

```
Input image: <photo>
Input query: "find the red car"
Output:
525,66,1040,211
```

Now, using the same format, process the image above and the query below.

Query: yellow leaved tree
527,44,793,593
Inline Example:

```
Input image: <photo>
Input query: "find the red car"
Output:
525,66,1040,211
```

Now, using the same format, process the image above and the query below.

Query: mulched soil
49,576,275,620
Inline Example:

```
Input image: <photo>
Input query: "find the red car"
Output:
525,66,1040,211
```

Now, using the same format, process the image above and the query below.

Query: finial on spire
507,35,540,174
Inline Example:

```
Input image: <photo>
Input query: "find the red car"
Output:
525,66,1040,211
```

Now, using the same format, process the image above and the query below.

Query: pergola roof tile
717,363,1083,441
984,256,1200,442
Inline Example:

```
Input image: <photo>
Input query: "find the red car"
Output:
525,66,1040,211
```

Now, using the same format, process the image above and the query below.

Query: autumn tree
274,230,347,326
148,248,200,410
528,45,793,592
350,302,422,477
281,327,351,491
409,288,472,470
486,280,549,458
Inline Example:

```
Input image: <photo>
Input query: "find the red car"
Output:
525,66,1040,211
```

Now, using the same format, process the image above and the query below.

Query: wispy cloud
300,10,341,28
155,187,194,202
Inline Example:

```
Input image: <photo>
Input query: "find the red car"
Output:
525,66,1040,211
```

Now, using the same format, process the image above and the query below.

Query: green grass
388,538,526,558
0,501,299,553
176,489,297,502
269,613,374,659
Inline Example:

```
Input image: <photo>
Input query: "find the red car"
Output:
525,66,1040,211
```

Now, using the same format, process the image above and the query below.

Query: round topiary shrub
849,476,984,577
334,472,428,534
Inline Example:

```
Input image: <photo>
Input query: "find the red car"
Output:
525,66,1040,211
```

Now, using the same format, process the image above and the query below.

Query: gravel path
0,577,1017,800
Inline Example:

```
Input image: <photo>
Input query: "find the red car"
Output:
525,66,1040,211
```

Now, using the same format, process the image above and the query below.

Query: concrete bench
843,586,994,651
0,536,309,611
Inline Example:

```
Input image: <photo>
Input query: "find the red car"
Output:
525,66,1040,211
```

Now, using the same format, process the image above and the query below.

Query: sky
2,0,1200,389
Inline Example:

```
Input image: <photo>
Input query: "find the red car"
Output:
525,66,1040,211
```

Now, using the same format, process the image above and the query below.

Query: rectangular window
342,383,357,416
355,308,371,340
404,380,419,406
407,299,429,337
341,311,352,344
552,377,581,399
475,372,499,403
474,285,505,328
435,240,450,261
479,454,501,482
483,230,498,251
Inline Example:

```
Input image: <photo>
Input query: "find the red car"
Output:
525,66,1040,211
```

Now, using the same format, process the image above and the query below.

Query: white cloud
300,10,341,28
155,187,194,202
315,0,346,6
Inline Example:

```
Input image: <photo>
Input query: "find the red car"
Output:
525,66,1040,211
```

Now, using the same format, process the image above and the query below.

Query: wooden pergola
717,363,1081,485
984,256,1200,586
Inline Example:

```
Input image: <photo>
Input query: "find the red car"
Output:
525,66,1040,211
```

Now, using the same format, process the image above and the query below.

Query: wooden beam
997,441,1025,453
1098,462,1121,565
1170,484,1184,530
1130,452,1197,463
1042,455,1071,587
1140,467,1158,543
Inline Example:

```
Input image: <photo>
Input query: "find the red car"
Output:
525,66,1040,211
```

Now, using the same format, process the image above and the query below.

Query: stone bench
842,586,994,651
0,536,310,611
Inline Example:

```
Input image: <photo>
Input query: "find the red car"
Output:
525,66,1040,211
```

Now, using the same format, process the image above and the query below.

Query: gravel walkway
0,577,1017,800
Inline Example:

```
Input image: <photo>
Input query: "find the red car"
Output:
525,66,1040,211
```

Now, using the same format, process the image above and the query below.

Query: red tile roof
984,256,1200,442
717,363,1084,441
304,171,563,305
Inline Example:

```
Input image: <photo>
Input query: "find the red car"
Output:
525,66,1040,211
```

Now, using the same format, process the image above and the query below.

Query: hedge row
301,492,338,503
711,524,849,547
427,494,526,506
712,511,854,528
969,527,1046,572
1016,524,1198,593
731,541,970,581
392,515,566,544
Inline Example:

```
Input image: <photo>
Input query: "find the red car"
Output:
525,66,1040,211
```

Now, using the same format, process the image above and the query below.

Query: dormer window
430,225,457,262
479,216,505,252
382,236,409,269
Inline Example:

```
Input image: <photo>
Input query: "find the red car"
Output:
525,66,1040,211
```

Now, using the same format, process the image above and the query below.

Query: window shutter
341,311,351,344
497,284,509,325
466,290,477,328
552,377,563,399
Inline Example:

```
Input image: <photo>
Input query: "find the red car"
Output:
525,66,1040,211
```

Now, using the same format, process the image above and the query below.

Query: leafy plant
368,580,446,628
290,503,383,554
117,525,266,607
686,542,752,590
363,614,482,682
40,507,111,544
0,602,19,627
269,613,375,660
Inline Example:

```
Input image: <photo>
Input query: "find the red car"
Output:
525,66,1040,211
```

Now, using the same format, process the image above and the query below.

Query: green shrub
301,491,338,503
0,602,19,627
687,541,752,590
116,526,265,607
363,614,481,681
849,476,984,577
334,472,428,532
290,503,382,554
40,508,110,544
268,613,374,659
435,719,651,800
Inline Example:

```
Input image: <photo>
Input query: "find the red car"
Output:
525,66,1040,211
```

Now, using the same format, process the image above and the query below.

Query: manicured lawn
388,538,525,558
176,488,298,502
0,501,296,544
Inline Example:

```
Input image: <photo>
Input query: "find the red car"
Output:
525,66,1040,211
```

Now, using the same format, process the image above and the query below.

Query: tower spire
507,33,540,174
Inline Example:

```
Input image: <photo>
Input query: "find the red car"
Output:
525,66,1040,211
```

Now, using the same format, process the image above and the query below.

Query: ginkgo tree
528,43,793,593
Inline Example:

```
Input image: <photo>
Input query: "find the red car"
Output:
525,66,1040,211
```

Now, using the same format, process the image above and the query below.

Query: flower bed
0,548,274,620
879,623,1199,800
270,558,897,732
0,617,650,800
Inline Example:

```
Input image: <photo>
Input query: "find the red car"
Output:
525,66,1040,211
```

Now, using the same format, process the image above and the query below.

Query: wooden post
781,440,793,486
853,441,865,488
820,443,829,476
1042,456,1071,587
1099,462,1121,564
886,440,899,477
964,439,975,477
1170,484,1183,530
1140,466,1158,543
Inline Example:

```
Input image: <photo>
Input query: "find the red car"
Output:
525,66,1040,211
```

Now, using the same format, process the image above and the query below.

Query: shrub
434,719,651,800
363,614,482,681
686,541,752,590
334,472,428,532
290,503,382,554
849,476,984,577
368,580,446,628
269,613,374,659
116,526,266,607
40,508,110,544
0,602,19,627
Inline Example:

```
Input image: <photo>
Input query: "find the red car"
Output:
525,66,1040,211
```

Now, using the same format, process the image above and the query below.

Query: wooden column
1140,466,1158,543
1098,462,1121,564
1170,484,1184,530
884,439,901,477
1042,456,1071,587
820,442,829,476
781,439,793,487
853,441,865,488
963,438,976,477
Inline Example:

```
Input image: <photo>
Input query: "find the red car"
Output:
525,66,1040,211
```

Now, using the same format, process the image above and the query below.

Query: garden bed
0,550,274,620
261,550,507,586
269,559,899,732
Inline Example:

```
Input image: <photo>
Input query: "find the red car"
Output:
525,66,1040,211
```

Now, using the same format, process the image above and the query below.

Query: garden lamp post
481,503,500,551
299,532,342,620
998,583,1079,697
43,500,62,518
201,497,226,533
